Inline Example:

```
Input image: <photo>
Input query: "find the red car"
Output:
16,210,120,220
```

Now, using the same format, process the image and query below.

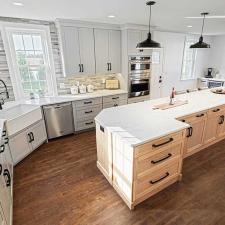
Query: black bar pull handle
219,115,225,125
213,108,220,112
85,122,94,125
109,63,112,71
2,130,6,137
81,64,84,72
4,138,9,144
3,169,11,187
187,127,193,137
85,110,93,114
79,64,81,72
150,172,170,184
0,145,5,153
112,97,119,100
151,153,172,164
84,101,92,104
0,164,2,175
107,63,110,71
196,113,204,118
152,138,173,148
31,132,34,142
28,133,32,143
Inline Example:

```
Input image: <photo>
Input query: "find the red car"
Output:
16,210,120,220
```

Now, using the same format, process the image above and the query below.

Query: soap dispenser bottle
170,87,175,105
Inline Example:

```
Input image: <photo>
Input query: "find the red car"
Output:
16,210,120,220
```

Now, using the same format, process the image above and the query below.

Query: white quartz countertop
22,89,128,106
95,89,225,146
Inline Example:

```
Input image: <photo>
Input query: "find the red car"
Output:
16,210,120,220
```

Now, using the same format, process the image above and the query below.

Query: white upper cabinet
127,30,142,55
108,30,121,73
94,29,121,74
78,28,96,75
60,26,95,76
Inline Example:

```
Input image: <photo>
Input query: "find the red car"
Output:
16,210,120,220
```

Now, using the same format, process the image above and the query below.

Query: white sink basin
0,104,42,136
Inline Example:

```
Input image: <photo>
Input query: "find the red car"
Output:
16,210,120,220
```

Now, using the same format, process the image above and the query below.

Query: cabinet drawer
134,160,180,199
179,111,207,123
103,99,127,109
135,131,183,158
75,105,102,120
207,106,225,116
136,142,182,177
75,119,95,131
103,94,127,103
73,97,102,108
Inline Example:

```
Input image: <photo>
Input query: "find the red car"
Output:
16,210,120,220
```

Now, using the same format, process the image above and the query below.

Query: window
181,36,197,80
2,24,57,99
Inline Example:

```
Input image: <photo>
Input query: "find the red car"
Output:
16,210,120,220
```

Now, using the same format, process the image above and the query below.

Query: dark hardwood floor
13,131,225,225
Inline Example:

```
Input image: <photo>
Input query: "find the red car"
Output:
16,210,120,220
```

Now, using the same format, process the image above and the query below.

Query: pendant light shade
190,12,210,49
136,1,161,49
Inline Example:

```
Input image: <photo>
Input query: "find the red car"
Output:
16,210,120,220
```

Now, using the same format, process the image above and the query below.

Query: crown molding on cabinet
56,18,121,30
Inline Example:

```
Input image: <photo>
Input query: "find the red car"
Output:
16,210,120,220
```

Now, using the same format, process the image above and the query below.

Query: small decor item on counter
79,84,87,94
169,87,176,105
70,85,79,95
87,84,94,93
105,79,119,89
211,88,225,94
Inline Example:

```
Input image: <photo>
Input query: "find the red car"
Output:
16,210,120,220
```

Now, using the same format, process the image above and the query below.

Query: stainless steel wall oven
129,56,151,98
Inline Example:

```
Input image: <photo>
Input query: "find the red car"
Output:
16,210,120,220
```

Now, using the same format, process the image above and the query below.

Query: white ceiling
1,0,225,34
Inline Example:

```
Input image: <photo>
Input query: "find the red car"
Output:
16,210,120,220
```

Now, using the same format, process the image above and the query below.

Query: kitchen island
95,89,225,209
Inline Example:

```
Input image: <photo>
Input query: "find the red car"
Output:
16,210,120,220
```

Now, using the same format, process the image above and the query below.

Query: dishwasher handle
43,102,72,110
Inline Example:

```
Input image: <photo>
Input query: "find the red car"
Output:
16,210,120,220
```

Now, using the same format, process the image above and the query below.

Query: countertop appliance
43,102,74,139
128,56,151,98
205,68,213,78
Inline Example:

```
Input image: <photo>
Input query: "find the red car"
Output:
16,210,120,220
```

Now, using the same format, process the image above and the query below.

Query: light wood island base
96,103,225,209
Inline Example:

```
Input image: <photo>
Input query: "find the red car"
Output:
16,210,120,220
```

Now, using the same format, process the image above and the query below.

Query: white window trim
180,36,198,81
0,22,58,100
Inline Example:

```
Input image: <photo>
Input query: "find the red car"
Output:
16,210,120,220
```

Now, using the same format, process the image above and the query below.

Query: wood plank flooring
13,131,225,225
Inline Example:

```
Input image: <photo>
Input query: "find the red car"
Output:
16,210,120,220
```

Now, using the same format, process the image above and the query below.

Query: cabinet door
127,30,142,55
78,28,96,75
185,119,206,156
29,120,47,151
61,26,81,76
217,110,225,137
204,114,220,144
9,131,31,165
108,30,121,73
94,29,109,74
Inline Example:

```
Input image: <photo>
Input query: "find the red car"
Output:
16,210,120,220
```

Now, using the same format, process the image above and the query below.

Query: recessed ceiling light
187,25,193,28
108,15,116,18
13,2,23,6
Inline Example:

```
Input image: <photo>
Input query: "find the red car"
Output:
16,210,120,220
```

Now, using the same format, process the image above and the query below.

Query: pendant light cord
149,4,151,33
201,14,206,37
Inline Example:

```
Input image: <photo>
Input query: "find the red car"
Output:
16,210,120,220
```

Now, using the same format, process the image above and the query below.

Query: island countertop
95,89,225,146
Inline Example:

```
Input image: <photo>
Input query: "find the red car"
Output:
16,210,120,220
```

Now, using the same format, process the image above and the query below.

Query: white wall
154,31,212,97
210,35,225,78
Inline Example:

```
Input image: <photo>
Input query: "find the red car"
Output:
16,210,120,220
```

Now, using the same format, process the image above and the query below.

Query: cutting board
153,100,188,110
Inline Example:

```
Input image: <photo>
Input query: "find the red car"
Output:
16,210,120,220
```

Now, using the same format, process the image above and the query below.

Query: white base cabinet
0,125,13,225
9,120,47,165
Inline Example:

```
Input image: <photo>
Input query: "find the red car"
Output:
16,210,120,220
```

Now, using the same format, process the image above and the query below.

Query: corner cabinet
94,29,121,74
60,26,95,76
9,120,47,165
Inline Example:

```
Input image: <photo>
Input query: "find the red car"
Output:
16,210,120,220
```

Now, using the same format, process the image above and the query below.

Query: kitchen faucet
0,79,9,110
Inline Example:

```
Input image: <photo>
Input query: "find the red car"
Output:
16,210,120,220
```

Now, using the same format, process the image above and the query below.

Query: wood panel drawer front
208,106,225,116
135,131,183,158
179,111,207,123
103,99,127,109
75,105,102,120
134,160,180,199
73,97,102,108
136,142,182,177
75,119,95,131
103,94,127,103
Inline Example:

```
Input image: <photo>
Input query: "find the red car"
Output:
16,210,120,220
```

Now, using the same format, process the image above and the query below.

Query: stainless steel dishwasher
43,102,74,139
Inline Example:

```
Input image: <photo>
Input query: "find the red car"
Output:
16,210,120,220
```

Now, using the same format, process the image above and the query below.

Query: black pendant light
190,12,210,48
136,1,161,49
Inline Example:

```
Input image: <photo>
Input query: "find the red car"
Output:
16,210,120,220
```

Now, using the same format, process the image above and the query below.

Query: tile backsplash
57,74,119,95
